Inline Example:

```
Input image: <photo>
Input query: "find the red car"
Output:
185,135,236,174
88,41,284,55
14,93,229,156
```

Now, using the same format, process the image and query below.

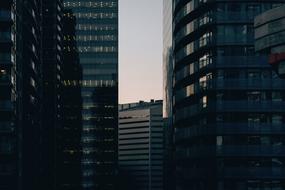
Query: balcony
219,167,285,179
214,12,256,23
214,101,285,112
175,124,285,140
178,167,285,179
215,79,285,90
215,56,268,68
176,145,285,160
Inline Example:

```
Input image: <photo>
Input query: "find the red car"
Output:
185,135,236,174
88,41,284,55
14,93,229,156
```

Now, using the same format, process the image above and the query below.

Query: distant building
119,100,164,190
255,5,285,77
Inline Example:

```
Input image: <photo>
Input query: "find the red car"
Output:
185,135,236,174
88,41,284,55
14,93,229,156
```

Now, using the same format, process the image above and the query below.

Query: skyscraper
62,1,118,189
0,0,64,189
172,1,285,190
162,0,174,189
163,0,173,121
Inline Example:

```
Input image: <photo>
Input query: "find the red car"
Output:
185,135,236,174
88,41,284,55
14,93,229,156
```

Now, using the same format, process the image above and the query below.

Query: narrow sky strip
119,0,163,104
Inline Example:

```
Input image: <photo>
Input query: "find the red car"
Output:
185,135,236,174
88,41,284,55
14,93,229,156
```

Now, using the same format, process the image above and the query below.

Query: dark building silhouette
0,0,64,189
172,1,285,190
60,9,83,190
63,1,119,189
17,0,43,189
0,0,18,190
41,0,64,189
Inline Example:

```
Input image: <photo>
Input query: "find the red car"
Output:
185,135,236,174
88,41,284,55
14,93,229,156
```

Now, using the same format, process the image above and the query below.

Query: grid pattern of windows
63,1,118,189
173,1,285,190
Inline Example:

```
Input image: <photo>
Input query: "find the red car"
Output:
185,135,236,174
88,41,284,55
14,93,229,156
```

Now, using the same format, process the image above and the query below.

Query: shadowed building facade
63,1,118,189
0,1,18,189
41,0,64,189
60,9,83,190
0,0,63,189
172,1,285,190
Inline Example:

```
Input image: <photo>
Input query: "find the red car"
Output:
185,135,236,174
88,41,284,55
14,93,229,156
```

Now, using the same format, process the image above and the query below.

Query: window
186,84,194,97
199,53,212,69
0,68,9,83
247,91,261,102
272,92,282,102
248,70,260,79
228,3,241,12
0,53,10,61
200,96,208,108
216,136,223,146
272,115,282,124
225,70,239,79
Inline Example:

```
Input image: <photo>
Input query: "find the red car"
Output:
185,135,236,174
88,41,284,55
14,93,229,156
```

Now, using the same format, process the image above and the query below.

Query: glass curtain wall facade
255,5,285,78
63,1,118,189
163,0,173,120
173,1,285,190
162,0,174,190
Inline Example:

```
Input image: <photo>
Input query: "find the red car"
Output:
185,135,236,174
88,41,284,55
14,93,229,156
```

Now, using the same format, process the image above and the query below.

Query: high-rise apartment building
63,1,119,189
119,100,164,190
172,1,285,190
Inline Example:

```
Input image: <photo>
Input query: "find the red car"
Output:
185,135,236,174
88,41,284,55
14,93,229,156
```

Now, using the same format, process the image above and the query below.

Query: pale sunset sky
119,0,163,104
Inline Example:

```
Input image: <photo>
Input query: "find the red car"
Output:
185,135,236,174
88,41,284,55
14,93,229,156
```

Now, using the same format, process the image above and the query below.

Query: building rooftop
119,99,163,111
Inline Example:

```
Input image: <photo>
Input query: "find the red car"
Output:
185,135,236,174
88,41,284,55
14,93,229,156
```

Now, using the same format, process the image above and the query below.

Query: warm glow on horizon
119,0,163,104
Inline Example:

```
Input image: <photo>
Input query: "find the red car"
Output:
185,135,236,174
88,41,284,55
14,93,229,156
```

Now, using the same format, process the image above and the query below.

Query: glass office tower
173,1,285,190
162,0,174,190
63,1,118,189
